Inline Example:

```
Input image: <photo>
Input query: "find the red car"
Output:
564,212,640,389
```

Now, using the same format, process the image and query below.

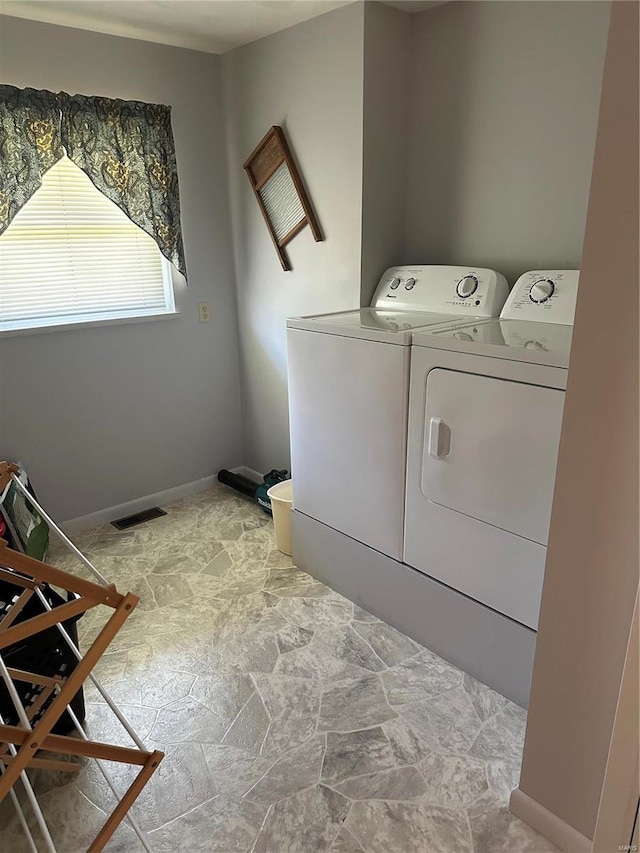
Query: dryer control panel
371,265,509,318
500,270,580,325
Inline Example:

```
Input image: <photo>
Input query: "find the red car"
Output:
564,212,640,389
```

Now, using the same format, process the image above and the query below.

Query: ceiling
0,0,446,55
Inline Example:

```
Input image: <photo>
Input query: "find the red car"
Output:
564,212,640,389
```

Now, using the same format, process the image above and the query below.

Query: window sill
0,310,181,339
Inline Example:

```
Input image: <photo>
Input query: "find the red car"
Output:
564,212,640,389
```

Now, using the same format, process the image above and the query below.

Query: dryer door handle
428,417,448,458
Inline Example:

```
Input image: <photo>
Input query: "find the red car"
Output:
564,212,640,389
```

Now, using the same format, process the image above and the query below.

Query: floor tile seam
322,669,394,691
147,745,215,824
392,682,469,718
316,731,328,785
248,729,322,791
264,580,325,597
349,623,391,671
416,746,493,771
465,776,507,812
322,760,425,789
463,805,477,852
305,682,322,738
243,779,322,809
63,775,112,818
322,782,426,805
465,704,521,757
77,786,111,820
141,665,198,689
383,655,465,686
375,671,400,726
272,602,315,632
384,713,443,760
147,792,222,835
219,688,264,743
480,758,497,801
89,696,176,715
321,786,476,812
340,813,369,853
413,756,494,811
340,824,368,853
413,758,431,791
92,708,159,748
320,719,399,737
474,698,517,733
83,698,160,724
239,756,282,800
168,691,228,726
325,798,356,851
396,643,426,663
248,798,273,853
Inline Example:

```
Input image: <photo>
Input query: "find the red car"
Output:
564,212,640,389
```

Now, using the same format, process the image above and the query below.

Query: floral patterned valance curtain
0,87,63,234
0,85,187,278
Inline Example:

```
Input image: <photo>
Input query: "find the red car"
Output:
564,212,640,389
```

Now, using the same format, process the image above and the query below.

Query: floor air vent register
111,506,167,530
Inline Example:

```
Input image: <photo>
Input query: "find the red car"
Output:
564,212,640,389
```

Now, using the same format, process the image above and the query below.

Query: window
0,155,176,334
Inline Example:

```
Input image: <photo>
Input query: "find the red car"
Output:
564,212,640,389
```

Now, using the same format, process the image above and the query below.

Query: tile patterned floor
0,485,559,852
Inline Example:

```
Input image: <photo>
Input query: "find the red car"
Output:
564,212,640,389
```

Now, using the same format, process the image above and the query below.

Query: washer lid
411,318,574,367
286,308,477,344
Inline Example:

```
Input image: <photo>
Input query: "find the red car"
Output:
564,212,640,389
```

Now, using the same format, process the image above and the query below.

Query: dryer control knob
389,277,400,290
454,332,474,341
456,275,478,298
529,279,555,303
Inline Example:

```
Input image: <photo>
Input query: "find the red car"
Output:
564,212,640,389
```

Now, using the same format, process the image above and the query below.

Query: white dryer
287,265,508,561
404,270,580,630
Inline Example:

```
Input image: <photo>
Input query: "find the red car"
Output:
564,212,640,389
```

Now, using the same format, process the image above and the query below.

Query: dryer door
421,368,565,545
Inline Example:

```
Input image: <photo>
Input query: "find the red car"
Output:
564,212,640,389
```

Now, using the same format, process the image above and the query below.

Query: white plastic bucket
267,480,294,556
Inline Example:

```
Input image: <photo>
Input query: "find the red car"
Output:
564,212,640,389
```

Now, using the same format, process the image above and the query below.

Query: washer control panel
371,265,509,318
501,270,580,324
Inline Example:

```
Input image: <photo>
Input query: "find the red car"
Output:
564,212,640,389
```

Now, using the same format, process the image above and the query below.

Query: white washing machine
287,265,508,561
404,270,580,630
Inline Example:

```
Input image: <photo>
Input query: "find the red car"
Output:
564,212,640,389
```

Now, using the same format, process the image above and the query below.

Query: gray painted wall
0,2,611,517
360,2,411,305
403,1,610,283
0,16,243,521
222,2,365,476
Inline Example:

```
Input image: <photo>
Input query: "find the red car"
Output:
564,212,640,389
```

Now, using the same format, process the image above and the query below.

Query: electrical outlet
198,302,211,323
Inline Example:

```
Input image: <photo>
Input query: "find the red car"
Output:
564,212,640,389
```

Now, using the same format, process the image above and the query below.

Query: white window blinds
0,154,175,333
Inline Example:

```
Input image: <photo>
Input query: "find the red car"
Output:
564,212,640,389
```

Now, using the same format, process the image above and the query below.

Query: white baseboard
60,475,219,534
510,787,592,852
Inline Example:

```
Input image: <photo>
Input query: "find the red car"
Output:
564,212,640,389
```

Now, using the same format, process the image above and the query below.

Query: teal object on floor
256,469,289,515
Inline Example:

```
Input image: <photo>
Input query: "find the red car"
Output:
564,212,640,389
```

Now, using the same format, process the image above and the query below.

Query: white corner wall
221,2,365,476
0,16,243,521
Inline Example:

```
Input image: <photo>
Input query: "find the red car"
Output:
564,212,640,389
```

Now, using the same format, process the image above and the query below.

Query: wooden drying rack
0,461,164,852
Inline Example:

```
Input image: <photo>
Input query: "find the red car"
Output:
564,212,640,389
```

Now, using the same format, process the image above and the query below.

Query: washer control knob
524,339,548,351
389,277,400,290
529,278,555,303
454,332,474,341
405,278,416,290
456,275,478,298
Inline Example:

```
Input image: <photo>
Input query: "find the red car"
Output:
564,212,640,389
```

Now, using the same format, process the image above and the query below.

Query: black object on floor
111,506,167,530
0,579,85,735
217,469,259,498
217,468,289,515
